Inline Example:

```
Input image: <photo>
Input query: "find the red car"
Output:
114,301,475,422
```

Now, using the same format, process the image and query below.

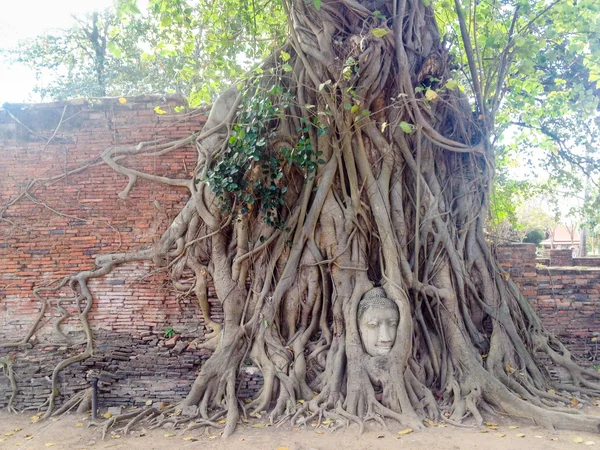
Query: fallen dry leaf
534,435,543,438
316,430,325,435
208,436,217,440
0,438,5,443
321,419,334,425
75,423,84,427
585,442,596,446
102,412,112,419
516,433,525,438
251,423,266,428
572,398,581,406
249,412,262,418
13,428,22,432
4,432,14,436
551,437,559,441
496,433,506,438
145,400,153,406
508,425,519,429
31,415,41,423
218,419,227,424
183,436,198,442
480,430,489,434
574,437,585,443
45,444,57,447
111,434,121,439
398,428,414,435
163,432,176,437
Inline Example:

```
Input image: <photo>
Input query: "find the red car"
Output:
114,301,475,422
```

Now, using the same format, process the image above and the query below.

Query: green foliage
117,0,287,105
488,145,531,229
523,229,545,246
435,0,600,232
7,10,191,100
5,0,287,104
164,327,175,338
205,79,324,227
4,0,600,228
206,83,282,225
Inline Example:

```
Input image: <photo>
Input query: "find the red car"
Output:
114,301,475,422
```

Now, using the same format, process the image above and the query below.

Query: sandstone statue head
357,287,399,356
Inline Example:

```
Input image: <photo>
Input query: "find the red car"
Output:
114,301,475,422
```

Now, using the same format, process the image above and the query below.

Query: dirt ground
1,408,599,450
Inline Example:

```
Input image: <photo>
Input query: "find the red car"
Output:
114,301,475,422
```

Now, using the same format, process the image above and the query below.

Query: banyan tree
3,0,600,439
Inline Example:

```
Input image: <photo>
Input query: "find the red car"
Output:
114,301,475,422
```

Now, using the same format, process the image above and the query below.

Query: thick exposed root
4,0,600,440
0,356,19,414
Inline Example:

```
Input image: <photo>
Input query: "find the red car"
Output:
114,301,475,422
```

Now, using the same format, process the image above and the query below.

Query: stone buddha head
357,287,399,356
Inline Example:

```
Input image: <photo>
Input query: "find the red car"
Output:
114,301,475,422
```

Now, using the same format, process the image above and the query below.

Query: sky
0,0,115,104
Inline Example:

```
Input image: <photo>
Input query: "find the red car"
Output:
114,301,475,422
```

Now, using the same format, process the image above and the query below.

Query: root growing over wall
2,0,600,438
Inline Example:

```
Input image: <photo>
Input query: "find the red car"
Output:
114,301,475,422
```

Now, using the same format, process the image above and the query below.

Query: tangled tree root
2,0,600,440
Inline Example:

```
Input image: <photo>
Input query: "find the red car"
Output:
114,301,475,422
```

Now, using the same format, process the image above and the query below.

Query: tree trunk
5,0,600,437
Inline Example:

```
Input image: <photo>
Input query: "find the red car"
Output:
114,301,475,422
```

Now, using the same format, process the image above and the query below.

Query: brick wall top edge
537,266,600,272
0,94,205,111
496,243,537,249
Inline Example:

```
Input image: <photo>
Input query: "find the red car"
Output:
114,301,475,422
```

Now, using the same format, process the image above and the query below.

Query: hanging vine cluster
2,0,600,440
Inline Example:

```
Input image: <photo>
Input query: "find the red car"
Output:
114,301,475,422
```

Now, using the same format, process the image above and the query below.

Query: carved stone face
358,289,399,357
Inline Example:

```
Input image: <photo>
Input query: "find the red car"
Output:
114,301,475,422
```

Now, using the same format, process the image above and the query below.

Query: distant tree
8,9,199,101
6,0,287,105
523,229,545,246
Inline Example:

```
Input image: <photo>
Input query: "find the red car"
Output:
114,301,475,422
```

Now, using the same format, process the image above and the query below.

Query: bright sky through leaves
0,0,116,103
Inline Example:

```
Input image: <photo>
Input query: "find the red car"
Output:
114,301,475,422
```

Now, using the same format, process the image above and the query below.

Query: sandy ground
0,409,599,450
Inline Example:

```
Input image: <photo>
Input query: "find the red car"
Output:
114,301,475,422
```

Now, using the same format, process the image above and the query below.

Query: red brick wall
2,100,599,409
549,249,573,267
497,244,600,365
496,243,537,303
573,257,600,267
0,96,216,341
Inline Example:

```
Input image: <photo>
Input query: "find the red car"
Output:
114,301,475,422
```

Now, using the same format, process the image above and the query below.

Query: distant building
540,225,579,252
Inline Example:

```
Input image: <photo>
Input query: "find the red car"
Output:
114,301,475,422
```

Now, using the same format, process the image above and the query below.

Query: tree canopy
6,0,600,224
3,0,600,439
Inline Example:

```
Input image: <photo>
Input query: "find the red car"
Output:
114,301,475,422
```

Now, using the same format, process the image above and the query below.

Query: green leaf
280,51,291,61
399,121,413,133
282,63,293,72
154,106,167,115
313,0,322,10
106,41,122,59
372,28,389,38
444,79,458,90
351,105,359,113
425,89,438,101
